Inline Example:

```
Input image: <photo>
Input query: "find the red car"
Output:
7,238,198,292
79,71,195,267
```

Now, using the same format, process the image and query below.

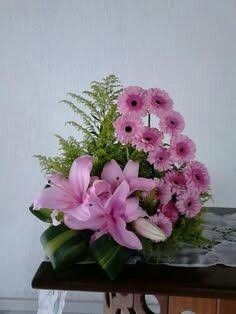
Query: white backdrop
1,0,236,305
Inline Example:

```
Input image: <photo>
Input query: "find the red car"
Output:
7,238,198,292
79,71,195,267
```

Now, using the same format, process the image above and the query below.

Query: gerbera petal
109,217,142,250
128,177,155,193
101,159,124,190
123,160,139,178
69,155,93,200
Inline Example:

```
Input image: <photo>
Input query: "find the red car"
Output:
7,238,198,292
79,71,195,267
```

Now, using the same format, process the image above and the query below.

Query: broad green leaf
90,235,134,280
41,224,87,271
29,206,52,223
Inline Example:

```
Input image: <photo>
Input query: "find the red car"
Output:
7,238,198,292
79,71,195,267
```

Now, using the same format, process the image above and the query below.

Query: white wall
1,0,236,304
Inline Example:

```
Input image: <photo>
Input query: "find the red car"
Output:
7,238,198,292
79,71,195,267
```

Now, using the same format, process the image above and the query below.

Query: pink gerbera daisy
185,161,210,192
176,191,202,218
148,147,172,171
134,127,163,152
154,178,172,205
171,134,196,164
165,170,187,194
117,86,148,117
159,110,185,135
113,114,144,144
145,88,173,116
160,200,179,223
151,213,173,237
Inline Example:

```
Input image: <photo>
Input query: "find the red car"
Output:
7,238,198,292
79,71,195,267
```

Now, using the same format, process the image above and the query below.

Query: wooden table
32,262,236,314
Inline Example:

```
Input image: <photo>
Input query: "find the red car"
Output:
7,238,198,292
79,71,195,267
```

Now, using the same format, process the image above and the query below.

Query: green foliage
29,207,52,223
90,235,134,279
41,224,88,271
35,136,85,177
35,74,123,177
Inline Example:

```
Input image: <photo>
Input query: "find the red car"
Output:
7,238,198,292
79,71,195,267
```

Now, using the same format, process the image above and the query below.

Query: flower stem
148,113,151,127
126,146,130,161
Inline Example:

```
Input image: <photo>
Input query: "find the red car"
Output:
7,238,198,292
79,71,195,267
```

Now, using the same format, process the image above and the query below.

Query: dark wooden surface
32,262,236,299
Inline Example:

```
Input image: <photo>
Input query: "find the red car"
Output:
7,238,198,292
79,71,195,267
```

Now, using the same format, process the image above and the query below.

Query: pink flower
134,127,163,152
154,179,172,205
65,180,144,250
34,155,93,221
185,161,210,192
160,200,179,223
117,86,147,117
165,170,187,194
150,213,173,237
148,147,172,171
89,179,112,206
159,110,185,135
176,191,201,218
101,159,155,194
145,88,173,116
171,135,196,164
113,114,144,144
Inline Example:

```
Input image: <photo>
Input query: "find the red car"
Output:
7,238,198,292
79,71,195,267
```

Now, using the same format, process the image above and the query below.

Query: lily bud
133,218,166,242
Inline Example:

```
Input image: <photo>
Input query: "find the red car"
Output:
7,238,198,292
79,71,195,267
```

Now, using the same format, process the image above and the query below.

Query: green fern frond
34,155,67,176
65,121,96,139
60,100,98,134
36,74,122,177
67,93,100,116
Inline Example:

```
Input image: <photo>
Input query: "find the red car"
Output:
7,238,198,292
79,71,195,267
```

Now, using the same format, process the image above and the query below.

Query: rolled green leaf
90,235,134,280
29,206,52,223
41,224,87,271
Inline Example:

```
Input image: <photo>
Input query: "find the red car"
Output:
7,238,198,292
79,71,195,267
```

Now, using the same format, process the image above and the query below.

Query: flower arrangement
31,75,211,279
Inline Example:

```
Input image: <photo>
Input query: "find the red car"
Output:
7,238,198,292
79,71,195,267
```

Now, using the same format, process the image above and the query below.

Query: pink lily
101,159,155,194
64,180,145,250
33,155,93,221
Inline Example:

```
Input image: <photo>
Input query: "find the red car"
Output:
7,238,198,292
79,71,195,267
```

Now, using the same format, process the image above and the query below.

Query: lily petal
64,203,105,230
106,180,130,212
123,160,139,178
66,202,90,221
128,177,155,193
69,155,93,200
101,159,124,191
124,198,146,222
90,229,108,243
34,186,77,210
49,173,72,193
109,217,142,250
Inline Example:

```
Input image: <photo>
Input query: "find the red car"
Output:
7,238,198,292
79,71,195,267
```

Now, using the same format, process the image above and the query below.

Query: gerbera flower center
170,120,176,125
131,100,137,107
195,174,201,180
155,97,164,106
178,146,185,153
125,126,132,133
187,201,192,207
144,136,152,142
